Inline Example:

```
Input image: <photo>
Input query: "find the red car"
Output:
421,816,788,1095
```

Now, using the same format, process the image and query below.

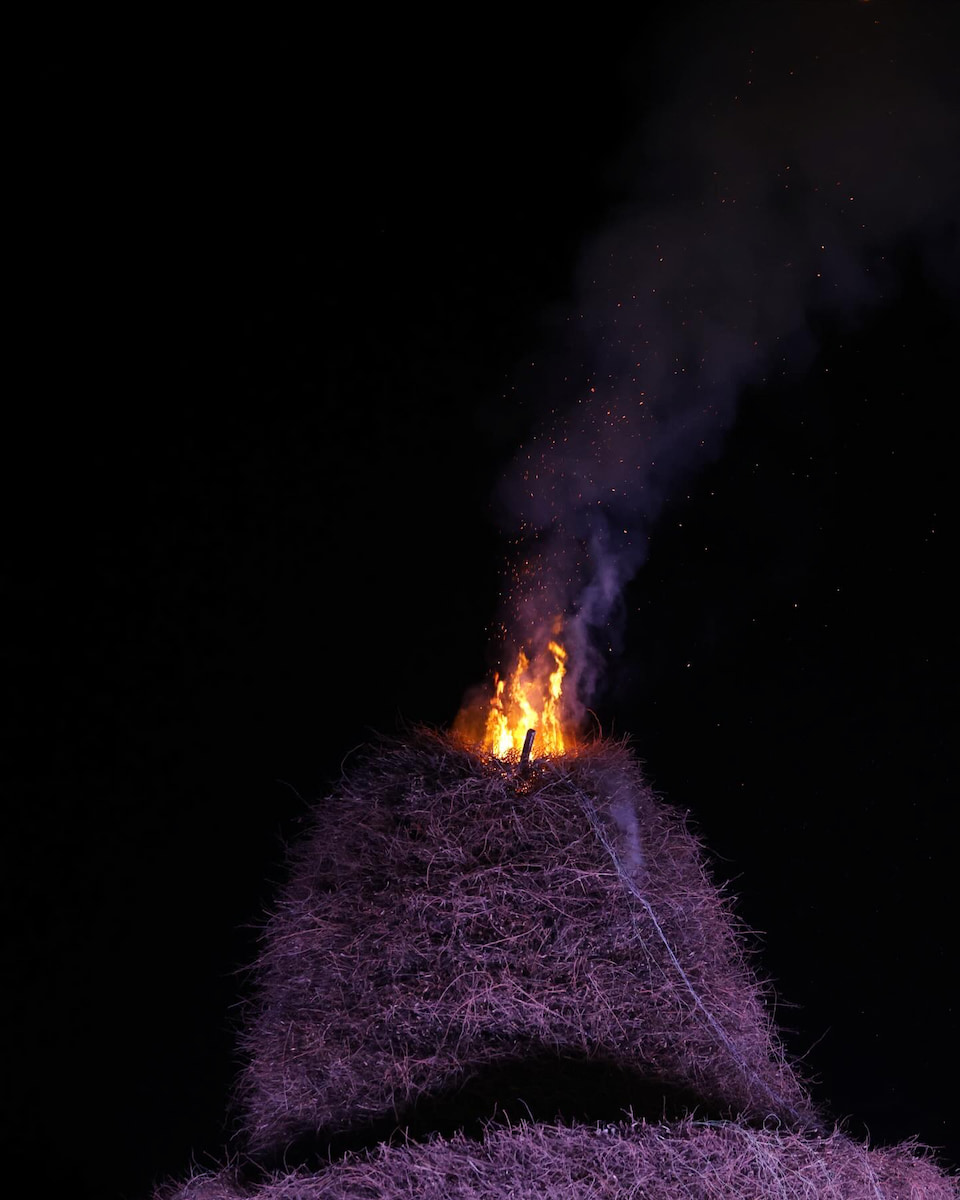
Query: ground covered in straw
164,1118,957,1199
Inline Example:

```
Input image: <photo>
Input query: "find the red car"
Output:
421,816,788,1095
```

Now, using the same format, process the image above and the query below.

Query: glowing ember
456,636,572,760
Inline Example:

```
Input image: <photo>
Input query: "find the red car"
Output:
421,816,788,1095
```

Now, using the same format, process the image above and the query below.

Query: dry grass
235,730,818,1155
163,1118,958,1199
155,731,956,1197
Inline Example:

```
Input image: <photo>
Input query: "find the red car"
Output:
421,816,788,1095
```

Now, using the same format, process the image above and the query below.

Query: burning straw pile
157,731,956,1197
237,731,812,1151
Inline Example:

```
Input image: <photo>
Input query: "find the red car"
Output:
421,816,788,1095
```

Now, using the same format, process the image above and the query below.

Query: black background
7,10,957,1197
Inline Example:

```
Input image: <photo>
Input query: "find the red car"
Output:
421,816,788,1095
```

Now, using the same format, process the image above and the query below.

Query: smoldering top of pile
164,1119,958,1200
235,731,818,1158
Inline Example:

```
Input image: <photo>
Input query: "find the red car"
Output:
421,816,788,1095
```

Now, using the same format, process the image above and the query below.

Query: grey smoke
493,0,958,720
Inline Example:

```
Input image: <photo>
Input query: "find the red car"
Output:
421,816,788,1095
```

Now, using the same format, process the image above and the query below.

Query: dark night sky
7,8,957,1197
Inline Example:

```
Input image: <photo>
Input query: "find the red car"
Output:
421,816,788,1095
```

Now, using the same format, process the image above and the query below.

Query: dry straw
236,730,817,1153
156,731,957,1197
165,1119,957,1199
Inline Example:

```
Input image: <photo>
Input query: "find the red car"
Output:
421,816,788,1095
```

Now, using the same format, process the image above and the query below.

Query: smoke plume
491,0,958,724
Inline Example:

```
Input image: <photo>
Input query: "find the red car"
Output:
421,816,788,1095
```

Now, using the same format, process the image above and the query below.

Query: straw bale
236,732,816,1155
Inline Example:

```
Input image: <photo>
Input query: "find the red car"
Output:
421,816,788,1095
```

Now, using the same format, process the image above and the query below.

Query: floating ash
160,1117,958,1200
234,731,817,1159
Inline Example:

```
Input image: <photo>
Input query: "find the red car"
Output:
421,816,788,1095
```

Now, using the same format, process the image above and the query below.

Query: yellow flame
477,639,569,759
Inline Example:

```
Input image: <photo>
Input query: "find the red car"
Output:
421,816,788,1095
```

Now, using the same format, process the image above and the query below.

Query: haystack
163,1119,958,1199
156,731,956,1198
235,732,816,1157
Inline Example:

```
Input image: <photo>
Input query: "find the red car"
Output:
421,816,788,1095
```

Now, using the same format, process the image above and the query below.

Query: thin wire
577,787,807,1128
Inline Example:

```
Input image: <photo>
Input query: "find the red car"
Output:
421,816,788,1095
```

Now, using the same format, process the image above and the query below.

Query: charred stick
519,728,536,772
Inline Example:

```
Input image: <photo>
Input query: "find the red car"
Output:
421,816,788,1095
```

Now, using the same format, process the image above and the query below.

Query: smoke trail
491,0,958,722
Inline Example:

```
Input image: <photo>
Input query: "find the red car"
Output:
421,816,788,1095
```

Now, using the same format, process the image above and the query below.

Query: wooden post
519,728,535,771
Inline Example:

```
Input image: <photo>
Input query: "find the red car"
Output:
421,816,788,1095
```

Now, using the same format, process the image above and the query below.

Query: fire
475,638,570,759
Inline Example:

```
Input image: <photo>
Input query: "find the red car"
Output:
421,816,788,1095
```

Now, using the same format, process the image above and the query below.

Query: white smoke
493,0,959,721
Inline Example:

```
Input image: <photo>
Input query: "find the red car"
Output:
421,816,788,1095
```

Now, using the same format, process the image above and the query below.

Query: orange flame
456,637,572,760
